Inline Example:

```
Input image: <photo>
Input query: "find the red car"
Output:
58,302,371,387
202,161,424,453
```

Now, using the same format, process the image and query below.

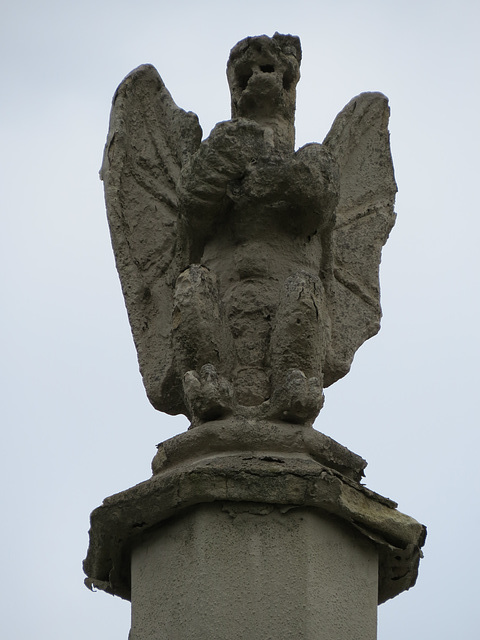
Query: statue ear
272,32,302,64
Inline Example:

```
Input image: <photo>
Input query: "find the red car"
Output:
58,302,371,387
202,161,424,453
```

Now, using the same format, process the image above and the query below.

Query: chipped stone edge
153,420,368,483
84,448,426,605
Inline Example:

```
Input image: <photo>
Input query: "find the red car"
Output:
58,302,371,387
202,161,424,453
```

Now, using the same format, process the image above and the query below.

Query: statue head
227,33,301,148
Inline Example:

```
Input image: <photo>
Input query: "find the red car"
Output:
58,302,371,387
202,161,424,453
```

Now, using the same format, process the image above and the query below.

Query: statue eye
237,68,253,90
283,70,294,90
260,65,275,73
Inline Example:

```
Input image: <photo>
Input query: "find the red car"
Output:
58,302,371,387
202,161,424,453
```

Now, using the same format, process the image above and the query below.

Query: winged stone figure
100,33,396,428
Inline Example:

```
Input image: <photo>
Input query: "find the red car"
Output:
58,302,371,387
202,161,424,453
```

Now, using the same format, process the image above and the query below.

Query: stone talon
183,364,234,426
270,369,324,425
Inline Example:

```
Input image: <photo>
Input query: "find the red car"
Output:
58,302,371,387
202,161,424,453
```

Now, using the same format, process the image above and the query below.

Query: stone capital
84,420,425,605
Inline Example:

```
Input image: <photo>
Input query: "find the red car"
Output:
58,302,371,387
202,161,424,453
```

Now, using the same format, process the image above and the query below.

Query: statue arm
179,119,269,229
292,143,339,232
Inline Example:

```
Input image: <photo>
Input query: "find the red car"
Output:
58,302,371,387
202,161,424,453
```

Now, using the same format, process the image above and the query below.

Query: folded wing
322,92,397,386
100,64,202,414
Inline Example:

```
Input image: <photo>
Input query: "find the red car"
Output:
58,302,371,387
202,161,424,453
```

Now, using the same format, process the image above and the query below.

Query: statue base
84,419,426,638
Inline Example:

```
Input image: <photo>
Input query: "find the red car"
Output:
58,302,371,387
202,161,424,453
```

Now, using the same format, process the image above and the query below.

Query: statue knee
174,265,218,303
282,271,323,318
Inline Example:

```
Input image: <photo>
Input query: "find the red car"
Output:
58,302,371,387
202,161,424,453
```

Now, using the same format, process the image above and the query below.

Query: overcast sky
2,1,479,638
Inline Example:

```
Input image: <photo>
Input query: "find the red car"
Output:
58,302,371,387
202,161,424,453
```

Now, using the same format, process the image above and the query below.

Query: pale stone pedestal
84,419,426,640
131,503,378,640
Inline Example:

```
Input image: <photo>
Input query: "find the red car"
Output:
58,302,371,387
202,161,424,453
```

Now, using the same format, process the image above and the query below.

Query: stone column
130,503,378,640
84,419,426,640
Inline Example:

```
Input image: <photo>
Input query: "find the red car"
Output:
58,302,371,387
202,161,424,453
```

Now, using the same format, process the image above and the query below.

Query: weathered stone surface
84,421,426,605
130,503,379,640
151,417,367,481
87,35,424,631
100,33,396,427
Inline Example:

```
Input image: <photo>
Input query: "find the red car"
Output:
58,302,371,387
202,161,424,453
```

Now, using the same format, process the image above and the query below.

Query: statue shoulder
295,142,338,175
290,143,339,221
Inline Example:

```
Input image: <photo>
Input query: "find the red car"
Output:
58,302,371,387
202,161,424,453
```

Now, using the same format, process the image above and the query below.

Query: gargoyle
100,33,396,427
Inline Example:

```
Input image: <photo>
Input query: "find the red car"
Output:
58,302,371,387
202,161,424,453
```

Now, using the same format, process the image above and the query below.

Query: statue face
227,35,300,123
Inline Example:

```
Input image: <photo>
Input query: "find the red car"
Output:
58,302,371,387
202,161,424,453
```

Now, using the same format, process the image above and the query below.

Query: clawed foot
183,364,234,425
269,369,324,425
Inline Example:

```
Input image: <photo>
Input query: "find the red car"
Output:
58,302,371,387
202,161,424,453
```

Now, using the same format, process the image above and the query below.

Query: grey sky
1,1,479,637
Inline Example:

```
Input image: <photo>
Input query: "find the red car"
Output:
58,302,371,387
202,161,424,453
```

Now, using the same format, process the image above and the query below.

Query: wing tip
112,63,161,103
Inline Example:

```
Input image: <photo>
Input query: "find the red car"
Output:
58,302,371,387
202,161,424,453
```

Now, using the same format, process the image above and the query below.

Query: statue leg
268,271,326,425
173,265,233,425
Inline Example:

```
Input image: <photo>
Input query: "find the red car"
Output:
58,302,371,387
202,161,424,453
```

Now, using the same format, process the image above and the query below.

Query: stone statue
100,33,396,428
86,44,425,612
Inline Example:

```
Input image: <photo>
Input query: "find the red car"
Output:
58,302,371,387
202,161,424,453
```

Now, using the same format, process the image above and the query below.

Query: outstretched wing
100,64,202,414
322,92,397,386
